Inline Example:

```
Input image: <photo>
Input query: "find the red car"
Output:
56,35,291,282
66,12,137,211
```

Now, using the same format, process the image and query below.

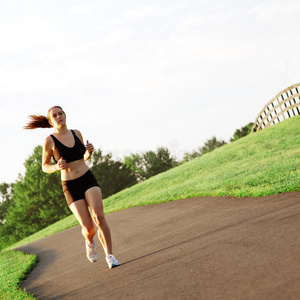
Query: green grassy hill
103,114,300,213
1,115,300,299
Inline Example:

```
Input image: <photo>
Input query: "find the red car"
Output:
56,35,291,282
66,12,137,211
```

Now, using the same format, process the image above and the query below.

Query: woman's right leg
69,199,98,263
69,199,96,243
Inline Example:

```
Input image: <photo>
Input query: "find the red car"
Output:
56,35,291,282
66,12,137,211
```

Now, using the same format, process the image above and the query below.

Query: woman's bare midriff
60,159,90,181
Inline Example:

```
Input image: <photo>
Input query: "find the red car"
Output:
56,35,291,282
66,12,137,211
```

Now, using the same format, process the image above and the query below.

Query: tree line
0,123,252,250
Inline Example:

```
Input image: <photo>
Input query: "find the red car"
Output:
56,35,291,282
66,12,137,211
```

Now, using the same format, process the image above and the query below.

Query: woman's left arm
84,140,94,161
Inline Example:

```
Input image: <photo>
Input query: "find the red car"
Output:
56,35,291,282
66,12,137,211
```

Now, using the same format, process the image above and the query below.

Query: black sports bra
50,130,86,163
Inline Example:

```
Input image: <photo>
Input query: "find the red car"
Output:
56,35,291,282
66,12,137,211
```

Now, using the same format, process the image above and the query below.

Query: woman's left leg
84,186,113,256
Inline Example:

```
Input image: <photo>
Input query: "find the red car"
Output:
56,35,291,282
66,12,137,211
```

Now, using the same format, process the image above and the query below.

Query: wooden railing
251,82,300,133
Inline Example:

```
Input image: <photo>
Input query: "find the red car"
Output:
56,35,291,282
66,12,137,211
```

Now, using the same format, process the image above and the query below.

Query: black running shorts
62,170,100,206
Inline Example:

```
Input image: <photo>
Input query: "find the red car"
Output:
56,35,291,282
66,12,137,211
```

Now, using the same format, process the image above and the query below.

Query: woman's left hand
86,140,94,154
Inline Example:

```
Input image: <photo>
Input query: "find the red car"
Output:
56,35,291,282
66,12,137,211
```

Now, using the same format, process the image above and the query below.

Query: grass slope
2,115,300,298
103,115,300,213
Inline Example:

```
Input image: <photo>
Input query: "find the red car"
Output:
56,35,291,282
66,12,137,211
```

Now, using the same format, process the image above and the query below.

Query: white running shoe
85,241,98,263
106,254,120,269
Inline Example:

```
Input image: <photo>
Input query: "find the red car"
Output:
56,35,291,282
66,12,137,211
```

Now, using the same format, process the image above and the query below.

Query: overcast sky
1,0,299,184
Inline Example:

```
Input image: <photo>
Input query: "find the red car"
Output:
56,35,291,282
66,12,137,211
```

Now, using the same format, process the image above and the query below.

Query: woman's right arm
42,137,59,173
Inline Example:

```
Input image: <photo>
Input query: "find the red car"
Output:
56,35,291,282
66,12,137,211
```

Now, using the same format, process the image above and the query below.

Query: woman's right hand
56,157,67,170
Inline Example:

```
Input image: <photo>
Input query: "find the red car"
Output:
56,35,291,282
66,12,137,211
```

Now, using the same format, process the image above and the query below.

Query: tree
230,123,254,142
200,136,227,154
143,147,179,179
1,146,70,248
124,147,179,181
90,149,137,199
0,183,13,224
124,153,146,182
182,136,227,162
182,150,201,163
0,182,14,249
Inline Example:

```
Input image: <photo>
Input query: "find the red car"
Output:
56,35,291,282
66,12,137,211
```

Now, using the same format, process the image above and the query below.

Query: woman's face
49,107,66,128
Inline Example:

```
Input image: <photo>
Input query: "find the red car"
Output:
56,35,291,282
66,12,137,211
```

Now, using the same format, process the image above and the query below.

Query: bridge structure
251,82,300,133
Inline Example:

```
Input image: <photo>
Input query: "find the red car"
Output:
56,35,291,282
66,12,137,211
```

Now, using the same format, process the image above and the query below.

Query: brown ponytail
24,114,52,129
24,106,64,130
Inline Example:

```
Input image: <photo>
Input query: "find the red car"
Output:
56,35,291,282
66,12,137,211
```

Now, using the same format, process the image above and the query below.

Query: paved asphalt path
16,192,300,300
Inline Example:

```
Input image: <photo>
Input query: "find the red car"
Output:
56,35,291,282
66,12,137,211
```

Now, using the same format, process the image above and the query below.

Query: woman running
24,105,120,269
